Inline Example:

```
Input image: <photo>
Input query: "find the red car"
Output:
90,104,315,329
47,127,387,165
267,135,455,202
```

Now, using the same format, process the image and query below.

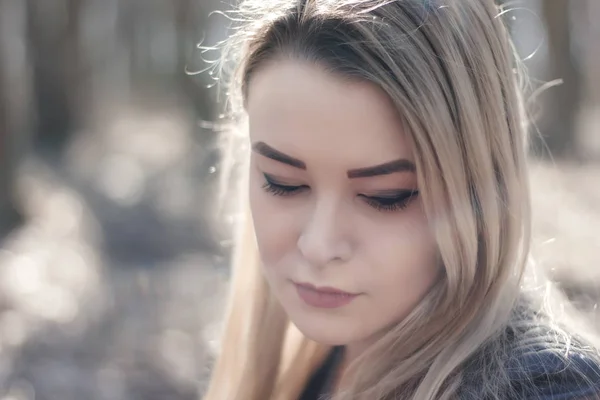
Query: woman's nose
297,199,352,267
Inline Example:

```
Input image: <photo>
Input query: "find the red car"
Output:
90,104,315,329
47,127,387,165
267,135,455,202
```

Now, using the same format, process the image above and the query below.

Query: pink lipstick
294,282,359,309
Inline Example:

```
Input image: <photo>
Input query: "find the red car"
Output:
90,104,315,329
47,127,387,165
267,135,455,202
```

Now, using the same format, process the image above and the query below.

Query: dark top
299,346,344,400
298,337,600,400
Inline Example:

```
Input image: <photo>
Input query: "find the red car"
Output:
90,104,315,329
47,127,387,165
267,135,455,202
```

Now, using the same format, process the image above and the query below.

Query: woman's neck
331,340,373,393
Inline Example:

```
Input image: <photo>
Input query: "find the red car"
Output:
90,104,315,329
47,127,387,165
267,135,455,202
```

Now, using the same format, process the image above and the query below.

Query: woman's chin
277,287,373,345
297,327,348,346
288,311,364,346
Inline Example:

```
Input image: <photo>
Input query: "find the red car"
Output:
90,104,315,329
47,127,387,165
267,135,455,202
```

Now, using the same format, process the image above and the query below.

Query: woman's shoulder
505,330,600,399
460,317,600,400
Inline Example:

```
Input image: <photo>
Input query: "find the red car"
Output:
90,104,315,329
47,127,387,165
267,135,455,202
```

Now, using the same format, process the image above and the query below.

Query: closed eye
359,190,419,212
262,173,307,196
261,173,418,212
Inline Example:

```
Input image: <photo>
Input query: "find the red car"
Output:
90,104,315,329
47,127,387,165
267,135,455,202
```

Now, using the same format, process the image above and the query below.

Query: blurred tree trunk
576,0,600,160
0,0,27,238
532,0,582,160
0,42,14,238
26,0,84,153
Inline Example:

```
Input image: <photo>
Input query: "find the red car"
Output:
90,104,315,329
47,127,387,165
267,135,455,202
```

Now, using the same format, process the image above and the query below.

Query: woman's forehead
246,60,415,168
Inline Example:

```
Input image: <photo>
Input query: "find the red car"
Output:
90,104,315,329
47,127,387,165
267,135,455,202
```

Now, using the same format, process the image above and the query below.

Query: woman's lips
294,281,360,309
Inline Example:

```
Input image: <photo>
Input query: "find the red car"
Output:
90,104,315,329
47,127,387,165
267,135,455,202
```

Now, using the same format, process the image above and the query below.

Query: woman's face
246,60,441,348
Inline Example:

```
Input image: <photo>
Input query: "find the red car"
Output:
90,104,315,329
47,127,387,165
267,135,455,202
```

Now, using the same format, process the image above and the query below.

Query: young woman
203,0,600,399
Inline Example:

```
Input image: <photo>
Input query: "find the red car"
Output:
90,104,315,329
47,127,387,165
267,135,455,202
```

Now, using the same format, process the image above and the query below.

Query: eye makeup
358,190,419,212
261,173,419,212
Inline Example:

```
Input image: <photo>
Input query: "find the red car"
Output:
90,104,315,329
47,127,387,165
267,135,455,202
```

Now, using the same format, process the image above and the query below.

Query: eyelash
261,175,419,212
261,179,307,197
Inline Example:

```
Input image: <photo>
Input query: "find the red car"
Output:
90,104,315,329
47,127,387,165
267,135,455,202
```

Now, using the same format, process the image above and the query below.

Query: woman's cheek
250,194,297,265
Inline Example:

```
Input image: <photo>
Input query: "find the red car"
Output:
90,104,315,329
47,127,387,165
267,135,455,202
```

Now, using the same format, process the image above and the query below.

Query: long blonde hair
203,1,599,399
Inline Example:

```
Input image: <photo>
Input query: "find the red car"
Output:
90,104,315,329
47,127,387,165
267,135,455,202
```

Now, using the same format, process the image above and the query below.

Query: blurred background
0,0,599,399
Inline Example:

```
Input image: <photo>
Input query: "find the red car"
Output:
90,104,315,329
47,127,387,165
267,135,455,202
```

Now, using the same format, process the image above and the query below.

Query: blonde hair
203,1,600,399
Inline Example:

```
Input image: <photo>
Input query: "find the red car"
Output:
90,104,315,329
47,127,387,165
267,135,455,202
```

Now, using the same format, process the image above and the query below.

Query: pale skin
246,59,441,389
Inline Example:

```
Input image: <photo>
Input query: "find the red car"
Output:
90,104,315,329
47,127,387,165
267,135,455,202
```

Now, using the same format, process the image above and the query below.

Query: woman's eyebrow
347,159,416,178
251,141,416,177
252,141,306,169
